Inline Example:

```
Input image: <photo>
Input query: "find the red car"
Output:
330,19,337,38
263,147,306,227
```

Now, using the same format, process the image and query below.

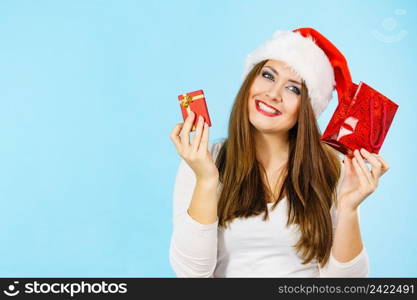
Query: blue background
0,0,415,277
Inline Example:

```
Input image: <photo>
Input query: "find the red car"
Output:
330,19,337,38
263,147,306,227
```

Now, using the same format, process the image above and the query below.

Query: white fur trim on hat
243,30,336,118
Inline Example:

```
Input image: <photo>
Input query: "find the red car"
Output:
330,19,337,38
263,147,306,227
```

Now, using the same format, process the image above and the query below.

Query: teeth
258,102,278,114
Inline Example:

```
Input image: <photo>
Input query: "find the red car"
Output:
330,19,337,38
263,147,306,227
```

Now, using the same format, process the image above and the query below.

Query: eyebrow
264,66,301,85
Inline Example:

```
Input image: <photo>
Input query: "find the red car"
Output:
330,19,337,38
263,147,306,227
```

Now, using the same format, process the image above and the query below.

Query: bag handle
369,97,387,149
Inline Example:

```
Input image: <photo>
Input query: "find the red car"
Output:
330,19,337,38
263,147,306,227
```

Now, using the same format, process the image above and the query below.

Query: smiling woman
213,57,343,270
168,28,383,277
249,60,302,132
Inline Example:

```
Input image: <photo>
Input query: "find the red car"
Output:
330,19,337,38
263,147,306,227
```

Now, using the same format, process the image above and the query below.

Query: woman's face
248,59,302,134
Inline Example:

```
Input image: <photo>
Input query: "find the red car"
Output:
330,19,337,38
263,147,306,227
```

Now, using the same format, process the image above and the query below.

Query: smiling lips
255,100,282,117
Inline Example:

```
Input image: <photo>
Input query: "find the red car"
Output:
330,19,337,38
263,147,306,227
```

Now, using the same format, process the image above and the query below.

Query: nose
265,81,284,103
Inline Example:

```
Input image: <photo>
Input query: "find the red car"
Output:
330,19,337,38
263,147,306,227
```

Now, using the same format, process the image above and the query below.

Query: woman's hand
337,148,390,212
169,111,219,182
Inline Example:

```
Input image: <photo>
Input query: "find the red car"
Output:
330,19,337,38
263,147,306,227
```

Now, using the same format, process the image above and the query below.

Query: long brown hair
215,59,341,267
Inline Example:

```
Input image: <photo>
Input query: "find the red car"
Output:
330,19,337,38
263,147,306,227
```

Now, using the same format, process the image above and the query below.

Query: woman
169,28,389,277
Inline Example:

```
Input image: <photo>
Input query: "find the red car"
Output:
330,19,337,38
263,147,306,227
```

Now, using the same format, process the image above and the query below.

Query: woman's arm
169,113,223,277
320,148,389,277
169,145,221,278
318,205,369,277
187,177,219,224
332,208,363,262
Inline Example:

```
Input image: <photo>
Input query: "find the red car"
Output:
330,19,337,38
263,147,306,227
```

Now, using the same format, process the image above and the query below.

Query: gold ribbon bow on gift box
180,93,204,130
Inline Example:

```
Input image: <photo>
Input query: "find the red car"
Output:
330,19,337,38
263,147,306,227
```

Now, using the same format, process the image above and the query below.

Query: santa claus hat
243,27,352,118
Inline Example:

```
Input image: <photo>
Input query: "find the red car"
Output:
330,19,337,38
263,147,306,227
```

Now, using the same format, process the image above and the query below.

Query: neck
255,130,289,171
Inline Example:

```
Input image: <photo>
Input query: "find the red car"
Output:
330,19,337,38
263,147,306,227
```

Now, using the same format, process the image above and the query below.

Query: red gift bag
308,27,400,157
294,28,399,157
178,89,212,132
321,81,399,156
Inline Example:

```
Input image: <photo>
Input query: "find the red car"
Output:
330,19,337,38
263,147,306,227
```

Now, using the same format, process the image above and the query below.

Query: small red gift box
321,81,399,156
178,89,212,131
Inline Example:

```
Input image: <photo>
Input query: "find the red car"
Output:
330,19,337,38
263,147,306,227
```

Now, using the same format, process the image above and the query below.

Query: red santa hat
243,27,352,118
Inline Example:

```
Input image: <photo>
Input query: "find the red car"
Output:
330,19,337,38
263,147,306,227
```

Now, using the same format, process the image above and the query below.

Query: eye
261,71,274,81
287,86,301,95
